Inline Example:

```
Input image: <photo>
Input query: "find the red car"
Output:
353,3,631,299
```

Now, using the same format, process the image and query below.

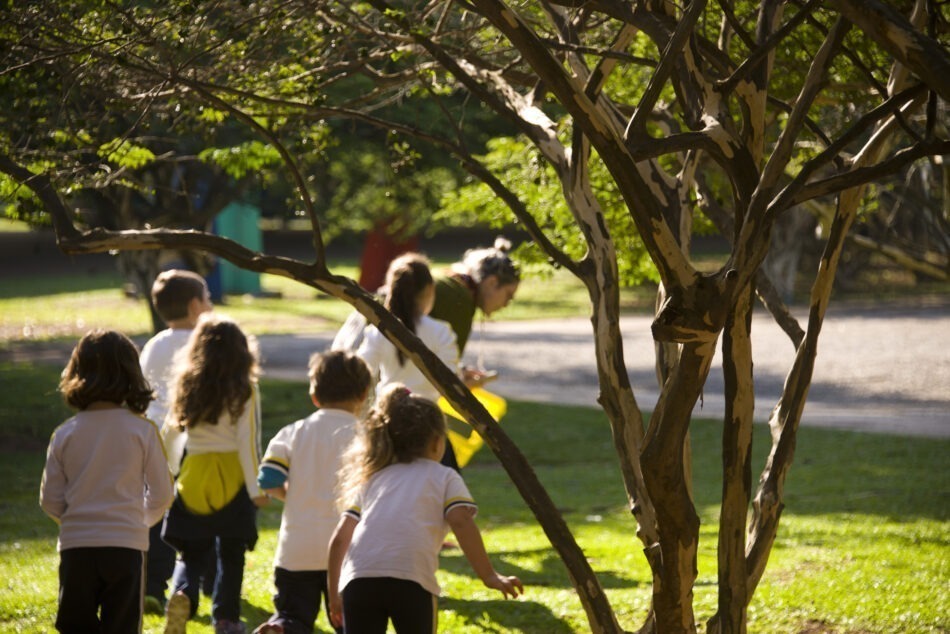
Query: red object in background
358,222,419,292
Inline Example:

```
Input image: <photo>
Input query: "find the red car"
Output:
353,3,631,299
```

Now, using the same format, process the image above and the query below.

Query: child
40,330,175,634
140,269,213,612
327,384,523,633
357,253,458,403
253,350,372,634
161,314,268,634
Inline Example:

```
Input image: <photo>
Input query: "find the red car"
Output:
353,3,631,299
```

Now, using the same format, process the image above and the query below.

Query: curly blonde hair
337,384,445,508
168,314,259,429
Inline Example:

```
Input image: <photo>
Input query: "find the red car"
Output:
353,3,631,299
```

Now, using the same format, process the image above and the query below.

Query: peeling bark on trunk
709,286,756,634
641,340,717,633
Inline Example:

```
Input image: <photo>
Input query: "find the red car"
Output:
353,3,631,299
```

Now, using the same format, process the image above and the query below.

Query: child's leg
211,537,246,623
382,579,437,634
268,567,322,634
55,548,101,633
97,547,145,634
170,538,216,617
145,520,176,603
340,578,390,634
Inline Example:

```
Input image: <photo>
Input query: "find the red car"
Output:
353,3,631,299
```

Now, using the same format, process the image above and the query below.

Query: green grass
0,259,657,342
1,362,947,633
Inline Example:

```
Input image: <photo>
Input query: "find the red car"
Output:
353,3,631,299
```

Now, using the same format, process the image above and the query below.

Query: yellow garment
437,387,507,468
177,451,244,515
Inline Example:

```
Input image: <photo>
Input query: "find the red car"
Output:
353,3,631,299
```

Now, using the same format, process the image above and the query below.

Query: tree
2,2,948,632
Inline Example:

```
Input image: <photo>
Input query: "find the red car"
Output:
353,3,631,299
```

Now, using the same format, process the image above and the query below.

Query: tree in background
2,2,948,632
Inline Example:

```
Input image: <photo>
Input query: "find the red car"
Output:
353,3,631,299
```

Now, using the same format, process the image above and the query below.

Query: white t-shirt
340,459,477,596
263,408,357,570
140,328,192,428
162,385,263,498
140,328,192,470
357,315,458,402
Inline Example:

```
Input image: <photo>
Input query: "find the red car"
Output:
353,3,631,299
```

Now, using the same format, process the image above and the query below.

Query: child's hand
329,592,343,628
484,572,523,599
252,495,270,508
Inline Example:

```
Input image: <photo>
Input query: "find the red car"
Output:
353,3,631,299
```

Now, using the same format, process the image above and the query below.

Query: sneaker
164,591,190,634
253,623,284,634
214,619,246,634
144,594,164,615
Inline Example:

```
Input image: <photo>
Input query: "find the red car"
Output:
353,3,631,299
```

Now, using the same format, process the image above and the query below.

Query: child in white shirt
139,269,213,612
253,350,372,634
161,314,267,634
327,384,522,633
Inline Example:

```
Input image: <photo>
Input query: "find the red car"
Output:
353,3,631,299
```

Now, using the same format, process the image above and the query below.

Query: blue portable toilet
214,202,262,295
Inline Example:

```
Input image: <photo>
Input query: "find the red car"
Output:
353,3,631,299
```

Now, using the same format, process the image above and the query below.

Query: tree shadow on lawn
439,595,575,634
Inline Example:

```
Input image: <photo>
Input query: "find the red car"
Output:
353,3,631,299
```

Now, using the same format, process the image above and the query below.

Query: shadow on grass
440,595,575,634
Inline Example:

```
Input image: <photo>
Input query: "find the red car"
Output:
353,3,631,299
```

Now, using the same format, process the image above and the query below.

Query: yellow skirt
176,452,244,515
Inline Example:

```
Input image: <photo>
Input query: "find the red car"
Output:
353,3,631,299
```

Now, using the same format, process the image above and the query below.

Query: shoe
253,623,284,634
214,619,247,634
144,594,164,615
164,591,191,634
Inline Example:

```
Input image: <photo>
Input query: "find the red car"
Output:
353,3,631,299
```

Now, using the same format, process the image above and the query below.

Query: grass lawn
0,257,658,343
0,362,947,633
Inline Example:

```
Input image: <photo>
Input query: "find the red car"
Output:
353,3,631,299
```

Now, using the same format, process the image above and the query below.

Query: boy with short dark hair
140,269,213,613
253,350,372,634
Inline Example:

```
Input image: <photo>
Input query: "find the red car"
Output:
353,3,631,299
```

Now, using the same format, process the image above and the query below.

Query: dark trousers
170,536,245,622
56,547,144,634
341,577,436,634
263,567,341,634
145,520,176,601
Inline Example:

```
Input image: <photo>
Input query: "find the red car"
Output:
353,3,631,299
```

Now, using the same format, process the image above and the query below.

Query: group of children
40,261,522,634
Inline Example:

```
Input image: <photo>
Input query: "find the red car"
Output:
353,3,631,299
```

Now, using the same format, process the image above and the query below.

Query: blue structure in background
207,202,262,300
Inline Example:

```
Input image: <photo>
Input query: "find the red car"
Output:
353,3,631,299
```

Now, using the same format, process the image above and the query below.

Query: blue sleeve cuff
258,464,288,490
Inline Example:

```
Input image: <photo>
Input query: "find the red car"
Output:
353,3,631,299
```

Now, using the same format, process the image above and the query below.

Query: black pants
145,520,176,601
341,577,436,634
263,567,340,634
56,547,144,634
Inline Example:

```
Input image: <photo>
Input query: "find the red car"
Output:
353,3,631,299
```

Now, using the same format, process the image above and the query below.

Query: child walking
161,314,267,634
253,350,372,634
357,253,458,403
327,384,522,633
40,330,175,634
140,269,213,612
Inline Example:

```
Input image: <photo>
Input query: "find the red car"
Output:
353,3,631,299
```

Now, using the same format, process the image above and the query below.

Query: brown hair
168,314,259,428
384,253,433,366
454,236,520,285
309,350,372,405
337,384,445,508
151,269,208,323
59,330,153,413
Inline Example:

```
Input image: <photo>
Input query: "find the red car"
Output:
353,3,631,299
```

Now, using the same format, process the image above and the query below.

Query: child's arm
143,422,175,526
39,434,66,523
327,514,358,628
262,485,286,502
446,506,523,599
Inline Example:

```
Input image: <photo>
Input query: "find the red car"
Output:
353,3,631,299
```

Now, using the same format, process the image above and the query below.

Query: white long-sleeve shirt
40,408,175,552
162,385,263,499
358,315,458,402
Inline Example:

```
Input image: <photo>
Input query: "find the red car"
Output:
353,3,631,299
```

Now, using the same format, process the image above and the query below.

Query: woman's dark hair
168,314,259,428
59,330,153,414
384,253,434,366
309,349,372,405
457,236,520,285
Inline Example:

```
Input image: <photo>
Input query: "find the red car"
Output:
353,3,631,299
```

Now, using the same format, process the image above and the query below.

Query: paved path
256,301,949,438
